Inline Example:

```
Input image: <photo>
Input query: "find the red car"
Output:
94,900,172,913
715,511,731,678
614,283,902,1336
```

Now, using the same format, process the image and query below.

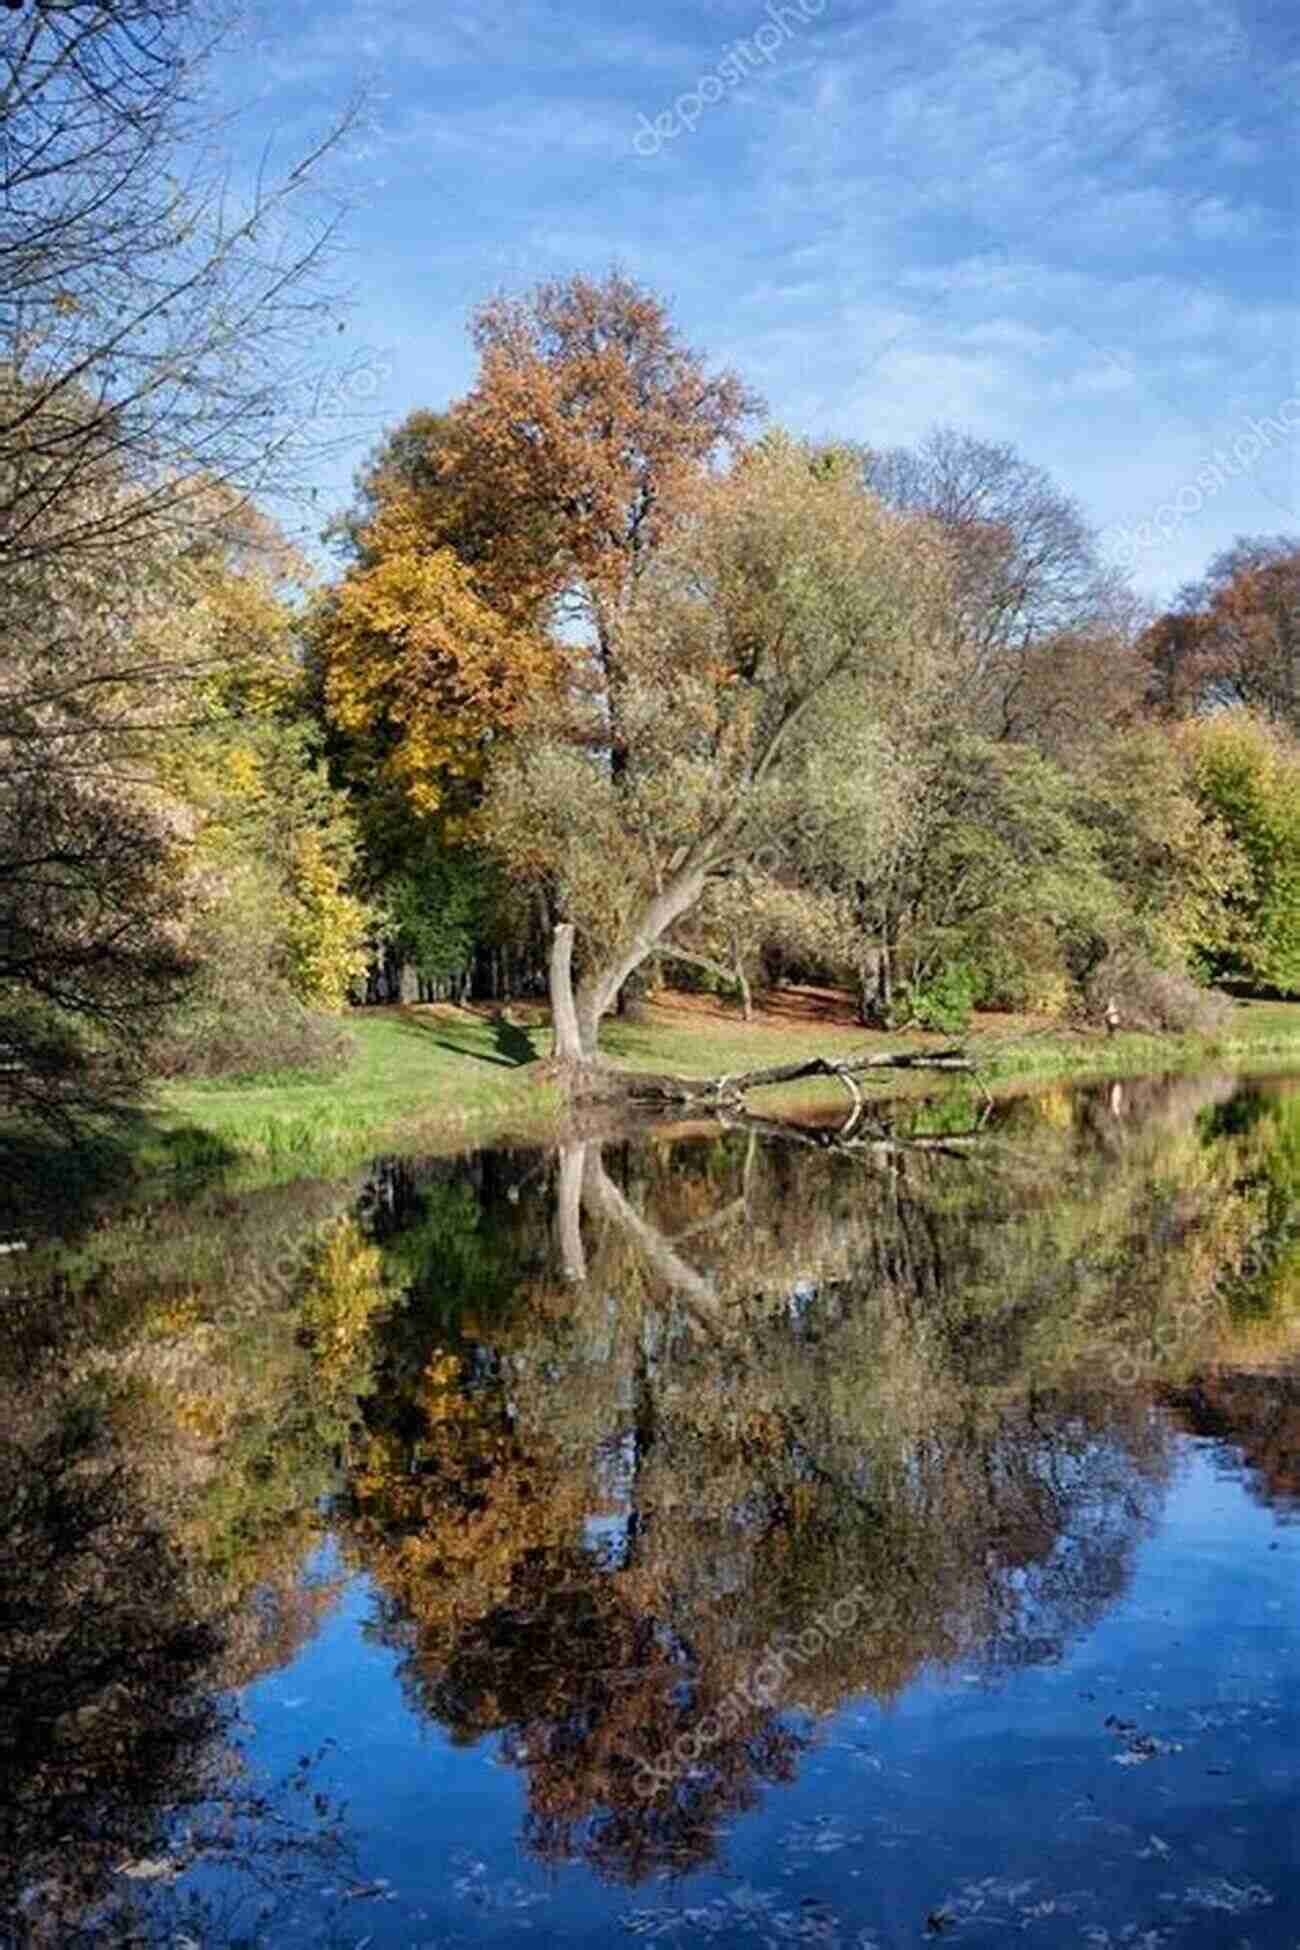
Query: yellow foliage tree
151,524,376,1043
316,493,557,821
282,831,373,1011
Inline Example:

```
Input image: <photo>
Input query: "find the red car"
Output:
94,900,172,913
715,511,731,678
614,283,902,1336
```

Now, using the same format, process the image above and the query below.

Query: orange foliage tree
445,272,762,763
318,273,761,819
1143,534,1300,729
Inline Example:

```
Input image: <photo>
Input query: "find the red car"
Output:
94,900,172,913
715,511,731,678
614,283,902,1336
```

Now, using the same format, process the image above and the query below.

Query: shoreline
135,993,1300,1188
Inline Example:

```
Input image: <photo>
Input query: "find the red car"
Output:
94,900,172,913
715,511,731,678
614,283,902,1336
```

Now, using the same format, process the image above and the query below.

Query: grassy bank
140,991,1300,1181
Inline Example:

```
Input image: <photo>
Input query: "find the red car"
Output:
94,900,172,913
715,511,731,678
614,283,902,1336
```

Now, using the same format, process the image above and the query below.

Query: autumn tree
4,449,377,1115
155,701,374,1072
313,490,555,825
444,271,763,769
179,516,375,1021
1144,536,1300,729
0,1,360,1128
1181,711,1300,994
481,437,952,1066
1080,725,1246,970
1,407,202,1124
0,761,192,1128
325,408,557,626
319,276,761,802
0,1,357,573
314,274,763,1000
311,421,566,999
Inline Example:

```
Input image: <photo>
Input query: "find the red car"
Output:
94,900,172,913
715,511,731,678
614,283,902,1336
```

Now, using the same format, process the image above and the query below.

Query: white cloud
212,0,1293,603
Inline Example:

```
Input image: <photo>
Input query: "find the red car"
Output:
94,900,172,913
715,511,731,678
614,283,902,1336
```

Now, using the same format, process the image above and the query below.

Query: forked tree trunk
550,864,710,1069
548,920,980,1109
582,869,707,1038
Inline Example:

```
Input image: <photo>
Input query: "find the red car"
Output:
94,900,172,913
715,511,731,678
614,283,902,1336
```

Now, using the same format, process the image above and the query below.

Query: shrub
151,885,354,1082
896,961,979,1034
150,850,357,1082
1083,950,1232,1037
965,920,1073,1016
151,987,354,1083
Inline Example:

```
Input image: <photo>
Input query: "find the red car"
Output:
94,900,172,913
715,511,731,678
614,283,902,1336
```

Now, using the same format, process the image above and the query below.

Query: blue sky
219,0,1297,603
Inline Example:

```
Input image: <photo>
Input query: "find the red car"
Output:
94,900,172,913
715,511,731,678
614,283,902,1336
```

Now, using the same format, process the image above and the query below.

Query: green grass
140,994,1300,1182
969,998,1300,1086
599,1009,882,1077
149,1008,564,1174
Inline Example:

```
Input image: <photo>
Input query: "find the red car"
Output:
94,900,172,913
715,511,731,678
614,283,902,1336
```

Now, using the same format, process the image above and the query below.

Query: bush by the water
1084,951,1232,1036
895,962,980,1034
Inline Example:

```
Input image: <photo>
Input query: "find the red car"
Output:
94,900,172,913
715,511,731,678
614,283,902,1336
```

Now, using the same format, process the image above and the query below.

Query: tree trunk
601,1044,977,1108
549,923,586,1064
858,934,896,1027
580,1147,729,1332
731,934,753,1021
556,1140,588,1280
573,864,708,1058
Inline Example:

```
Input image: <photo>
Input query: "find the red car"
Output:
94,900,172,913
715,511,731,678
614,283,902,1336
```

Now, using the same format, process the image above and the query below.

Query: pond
3,1069,1299,1947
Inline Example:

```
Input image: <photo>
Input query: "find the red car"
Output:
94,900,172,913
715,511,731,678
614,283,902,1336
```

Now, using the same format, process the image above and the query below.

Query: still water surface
3,1070,1299,1947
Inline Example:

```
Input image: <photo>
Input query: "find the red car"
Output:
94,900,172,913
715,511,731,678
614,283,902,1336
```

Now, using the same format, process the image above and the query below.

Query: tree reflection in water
340,1072,1300,1882
0,1181,384,1946
0,1411,360,1948
4,1069,1298,1922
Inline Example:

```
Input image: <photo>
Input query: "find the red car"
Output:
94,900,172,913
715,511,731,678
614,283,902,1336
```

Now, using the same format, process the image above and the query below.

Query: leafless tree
861,426,1144,748
1,0,362,575
0,1,361,1127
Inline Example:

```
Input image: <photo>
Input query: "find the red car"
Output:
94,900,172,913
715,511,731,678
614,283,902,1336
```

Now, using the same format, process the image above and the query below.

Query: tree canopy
7,198,1300,1138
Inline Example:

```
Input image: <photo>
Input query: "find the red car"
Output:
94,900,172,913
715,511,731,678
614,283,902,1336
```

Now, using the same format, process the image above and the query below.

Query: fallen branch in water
575,1044,984,1112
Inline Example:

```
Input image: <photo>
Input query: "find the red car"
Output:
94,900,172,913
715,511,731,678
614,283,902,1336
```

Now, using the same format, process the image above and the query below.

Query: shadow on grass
393,1008,541,1070
492,1010,539,1066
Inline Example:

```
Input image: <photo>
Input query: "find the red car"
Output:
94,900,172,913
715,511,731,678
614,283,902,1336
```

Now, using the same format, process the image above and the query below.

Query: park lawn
148,997,884,1173
150,1007,565,1173
144,989,1300,1179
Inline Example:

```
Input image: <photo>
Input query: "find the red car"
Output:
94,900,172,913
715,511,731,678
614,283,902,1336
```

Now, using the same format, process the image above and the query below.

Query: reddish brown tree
1143,535,1300,729
444,271,763,773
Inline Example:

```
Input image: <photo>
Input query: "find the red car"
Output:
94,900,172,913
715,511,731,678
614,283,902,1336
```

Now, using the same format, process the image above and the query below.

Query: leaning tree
481,437,955,1079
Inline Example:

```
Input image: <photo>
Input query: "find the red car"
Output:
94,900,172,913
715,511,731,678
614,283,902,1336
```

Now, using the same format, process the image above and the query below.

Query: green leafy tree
383,838,498,991
1182,711,1300,994
482,435,952,1062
